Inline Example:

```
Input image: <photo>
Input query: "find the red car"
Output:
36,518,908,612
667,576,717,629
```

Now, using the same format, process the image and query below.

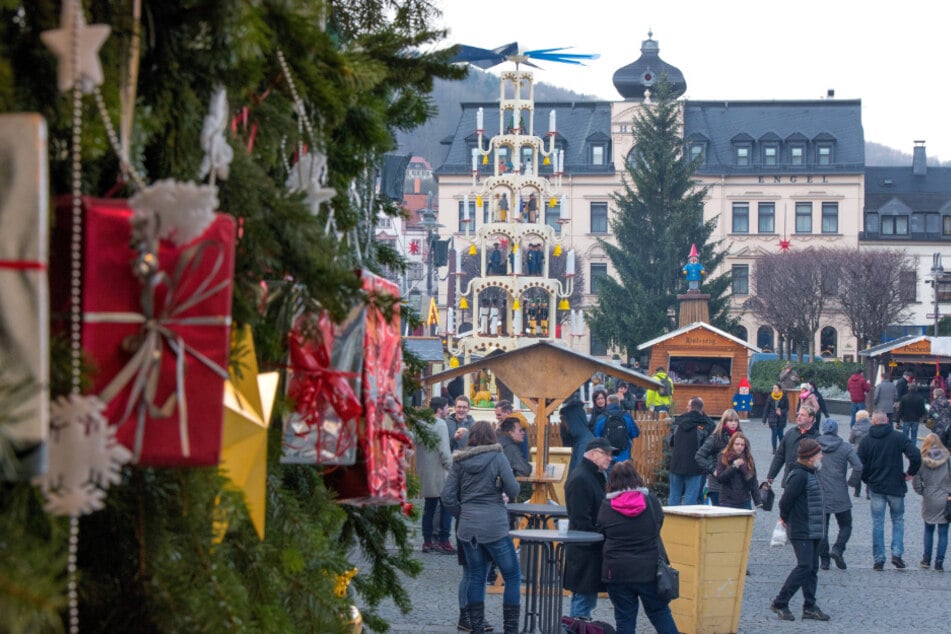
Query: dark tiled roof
434,101,615,176
683,99,865,174
865,166,951,212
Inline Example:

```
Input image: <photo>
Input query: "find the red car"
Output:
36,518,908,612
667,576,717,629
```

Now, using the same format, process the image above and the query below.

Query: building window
407,262,424,281
689,142,705,164
545,204,562,235
590,144,606,166
521,146,534,173
589,332,608,357
882,215,909,235
821,202,839,234
790,144,805,166
762,144,778,166
757,326,774,352
900,270,917,302
732,202,750,234
590,202,609,234
458,200,477,232
735,145,750,166
732,264,749,295
795,202,812,233
758,202,775,233
943,216,951,236
817,144,833,165
590,262,608,294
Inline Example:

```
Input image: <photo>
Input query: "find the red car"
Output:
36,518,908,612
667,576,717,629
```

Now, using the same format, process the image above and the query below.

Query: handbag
757,481,775,512
561,616,617,634
645,498,680,602
924,416,937,430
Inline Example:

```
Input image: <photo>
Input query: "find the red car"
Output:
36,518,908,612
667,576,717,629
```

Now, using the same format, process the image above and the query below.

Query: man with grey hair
767,404,821,487
857,410,921,571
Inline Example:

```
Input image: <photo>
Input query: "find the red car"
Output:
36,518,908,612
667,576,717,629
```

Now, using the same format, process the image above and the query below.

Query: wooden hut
860,335,951,385
638,322,760,417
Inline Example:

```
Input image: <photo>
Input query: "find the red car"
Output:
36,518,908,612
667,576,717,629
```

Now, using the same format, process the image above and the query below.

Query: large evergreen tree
0,1,463,631
587,78,732,358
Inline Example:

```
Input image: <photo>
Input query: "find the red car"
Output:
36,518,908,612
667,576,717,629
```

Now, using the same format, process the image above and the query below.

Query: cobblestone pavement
363,418,950,632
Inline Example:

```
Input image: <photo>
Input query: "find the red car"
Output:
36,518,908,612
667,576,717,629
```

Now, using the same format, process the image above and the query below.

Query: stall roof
860,336,951,358
403,336,445,362
423,340,661,401
637,322,761,352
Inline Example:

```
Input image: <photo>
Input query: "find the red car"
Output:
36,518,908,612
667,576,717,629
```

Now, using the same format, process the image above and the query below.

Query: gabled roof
403,337,446,362
858,335,943,358
865,166,951,214
637,322,761,352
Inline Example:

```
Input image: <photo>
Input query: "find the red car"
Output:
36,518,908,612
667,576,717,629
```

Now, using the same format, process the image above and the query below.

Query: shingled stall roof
434,100,615,176
403,336,445,362
683,99,865,175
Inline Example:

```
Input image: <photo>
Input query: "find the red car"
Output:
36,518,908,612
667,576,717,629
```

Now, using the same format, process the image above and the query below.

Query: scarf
771,389,783,401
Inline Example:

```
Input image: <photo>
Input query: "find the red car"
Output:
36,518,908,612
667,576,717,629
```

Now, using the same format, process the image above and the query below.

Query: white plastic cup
557,519,569,535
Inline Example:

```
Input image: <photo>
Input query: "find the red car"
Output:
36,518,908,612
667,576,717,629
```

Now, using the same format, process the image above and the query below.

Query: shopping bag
770,519,788,547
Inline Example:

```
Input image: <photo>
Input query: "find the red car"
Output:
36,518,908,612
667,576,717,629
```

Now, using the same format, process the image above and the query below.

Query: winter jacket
913,447,951,525
559,397,594,475
799,392,820,416
499,433,532,477
762,393,790,428
669,410,714,476
446,413,475,451
897,390,926,424
767,422,820,485
847,373,871,404
441,444,519,544
857,424,922,497
563,458,608,594
695,428,737,493
874,380,898,414
645,371,673,411
597,488,664,585
814,390,831,422
849,418,871,448
415,417,453,498
779,463,825,540
816,432,863,513
593,404,640,463
714,455,758,508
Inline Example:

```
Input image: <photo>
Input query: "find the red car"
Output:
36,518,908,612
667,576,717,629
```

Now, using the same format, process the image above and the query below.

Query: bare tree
748,249,839,359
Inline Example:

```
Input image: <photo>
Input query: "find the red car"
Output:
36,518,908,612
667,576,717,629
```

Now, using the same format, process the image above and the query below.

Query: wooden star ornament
40,2,111,94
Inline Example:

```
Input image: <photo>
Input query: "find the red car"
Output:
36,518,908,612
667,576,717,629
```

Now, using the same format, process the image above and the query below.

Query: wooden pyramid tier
678,292,710,327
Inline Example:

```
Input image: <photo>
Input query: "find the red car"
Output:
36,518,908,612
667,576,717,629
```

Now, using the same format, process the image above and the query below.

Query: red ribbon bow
286,322,362,431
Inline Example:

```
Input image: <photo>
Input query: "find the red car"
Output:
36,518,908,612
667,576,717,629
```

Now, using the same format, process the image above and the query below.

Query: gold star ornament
40,1,111,94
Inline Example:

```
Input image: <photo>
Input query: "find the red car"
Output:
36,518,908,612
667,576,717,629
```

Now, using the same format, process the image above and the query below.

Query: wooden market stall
860,335,951,386
637,322,760,417
424,341,661,503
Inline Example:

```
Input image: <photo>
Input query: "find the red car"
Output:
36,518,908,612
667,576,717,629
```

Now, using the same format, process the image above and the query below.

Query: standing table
509,528,603,634
506,503,568,529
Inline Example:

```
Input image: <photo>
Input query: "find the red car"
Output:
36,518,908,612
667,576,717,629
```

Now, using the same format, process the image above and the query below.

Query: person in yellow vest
646,367,674,414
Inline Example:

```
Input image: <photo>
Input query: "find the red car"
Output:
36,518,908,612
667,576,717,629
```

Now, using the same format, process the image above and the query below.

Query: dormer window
790,144,805,165
817,143,833,165
586,132,611,167
735,145,751,166
762,144,778,166
689,141,705,164
591,144,606,166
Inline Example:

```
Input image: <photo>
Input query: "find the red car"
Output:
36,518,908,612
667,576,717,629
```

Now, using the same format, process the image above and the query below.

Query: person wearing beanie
770,438,830,622
816,418,862,570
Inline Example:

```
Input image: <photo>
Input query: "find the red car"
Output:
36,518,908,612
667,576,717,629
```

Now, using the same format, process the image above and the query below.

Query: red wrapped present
325,271,409,506
53,197,235,466
281,306,363,466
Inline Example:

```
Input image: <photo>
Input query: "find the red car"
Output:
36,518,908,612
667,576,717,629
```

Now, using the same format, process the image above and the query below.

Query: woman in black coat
762,383,790,453
714,432,758,509
597,462,678,634
770,438,830,622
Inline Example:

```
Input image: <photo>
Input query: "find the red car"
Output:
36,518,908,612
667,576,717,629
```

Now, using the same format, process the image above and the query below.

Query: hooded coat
559,395,594,475
913,447,951,525
563,457,607,593
669,410,714,476
816,432,863,513
857,424,921,497
597,488,664,584
441,444,519,545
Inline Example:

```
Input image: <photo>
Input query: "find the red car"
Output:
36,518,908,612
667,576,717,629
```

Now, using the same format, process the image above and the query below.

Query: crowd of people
411,366,951,632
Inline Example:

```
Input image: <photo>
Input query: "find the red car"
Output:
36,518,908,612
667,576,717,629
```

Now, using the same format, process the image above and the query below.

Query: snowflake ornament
199,86,234,183
129,179,218,246
285,150,336,214
34,395,131,516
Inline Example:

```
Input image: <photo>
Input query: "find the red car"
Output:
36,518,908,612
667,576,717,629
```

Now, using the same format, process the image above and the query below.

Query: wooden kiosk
638,322,760,417
860,335,951,383
424,341,660,503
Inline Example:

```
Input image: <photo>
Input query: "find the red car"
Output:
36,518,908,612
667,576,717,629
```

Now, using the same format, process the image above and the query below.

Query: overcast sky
435,0,949,163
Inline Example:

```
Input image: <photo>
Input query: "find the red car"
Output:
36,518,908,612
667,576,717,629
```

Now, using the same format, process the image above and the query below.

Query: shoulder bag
644,496,680,602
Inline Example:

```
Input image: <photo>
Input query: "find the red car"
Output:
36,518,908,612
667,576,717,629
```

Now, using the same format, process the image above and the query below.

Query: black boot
457,606,473,632
502,604,520,634
468,602,485,634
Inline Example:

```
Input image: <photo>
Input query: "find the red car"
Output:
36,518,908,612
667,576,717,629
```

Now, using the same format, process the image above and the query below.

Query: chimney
827,89,835,98
913,140,927,175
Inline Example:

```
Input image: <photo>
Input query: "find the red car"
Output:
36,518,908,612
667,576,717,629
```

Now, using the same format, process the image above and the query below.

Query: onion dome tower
612,31,686,101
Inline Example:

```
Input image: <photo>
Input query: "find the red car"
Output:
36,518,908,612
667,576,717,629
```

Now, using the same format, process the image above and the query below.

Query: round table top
506,503,568,517
509,528,604,544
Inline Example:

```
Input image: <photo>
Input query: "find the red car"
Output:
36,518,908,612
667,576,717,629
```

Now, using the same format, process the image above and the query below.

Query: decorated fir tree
0,1,463,632
586,77,733,356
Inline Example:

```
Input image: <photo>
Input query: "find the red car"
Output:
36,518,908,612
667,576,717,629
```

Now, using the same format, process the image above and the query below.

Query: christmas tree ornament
40,1,111,94
285,150,336,214
0,114,50,480
468,242,477,256
198,86,234,184
34,394,131,516
553,243,562,256
220,326,278,540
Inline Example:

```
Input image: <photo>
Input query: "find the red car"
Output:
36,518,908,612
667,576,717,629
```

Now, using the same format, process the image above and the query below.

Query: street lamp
930,252,945,336
417,195,444,334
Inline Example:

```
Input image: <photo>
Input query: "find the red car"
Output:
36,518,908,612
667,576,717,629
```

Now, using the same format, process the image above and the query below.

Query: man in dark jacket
771,439,830,622
563,438,616,620
559,393,594,475
857,410,922,570
767,405,821,487
896,387,926,446
447,396,475,451
668,397,714,505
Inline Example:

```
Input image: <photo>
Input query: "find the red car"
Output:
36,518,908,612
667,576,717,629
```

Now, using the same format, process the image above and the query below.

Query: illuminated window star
778,238,792,252
40,2,111,94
